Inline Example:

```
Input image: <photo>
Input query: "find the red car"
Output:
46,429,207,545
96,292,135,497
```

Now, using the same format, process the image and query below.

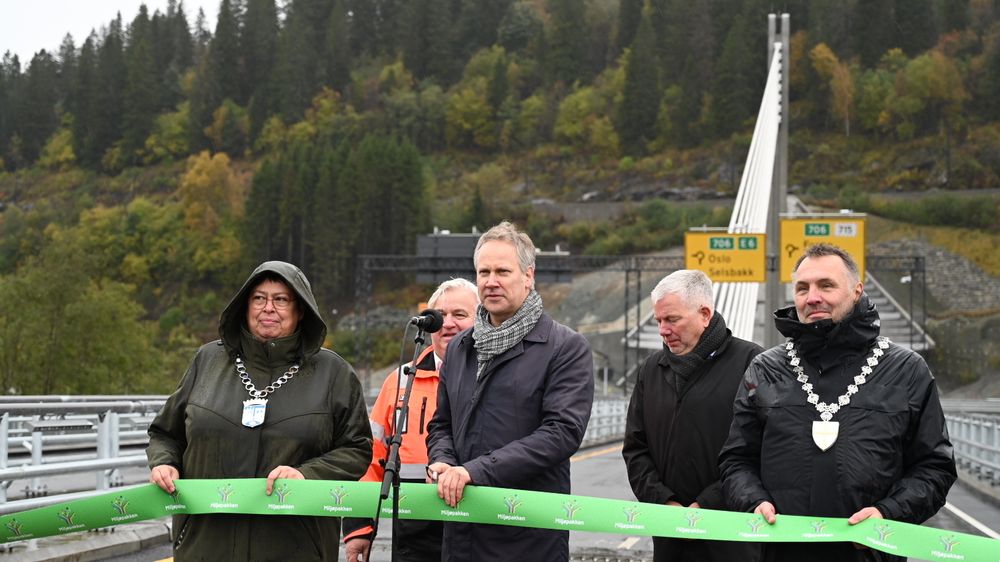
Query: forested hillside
0,0,997,393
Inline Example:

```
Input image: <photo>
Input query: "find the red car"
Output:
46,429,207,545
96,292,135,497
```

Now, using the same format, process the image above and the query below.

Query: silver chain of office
235,357,300,399
787,336,890,422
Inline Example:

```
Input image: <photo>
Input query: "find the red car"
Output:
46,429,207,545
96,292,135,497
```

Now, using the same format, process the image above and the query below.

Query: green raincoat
147,261,372,561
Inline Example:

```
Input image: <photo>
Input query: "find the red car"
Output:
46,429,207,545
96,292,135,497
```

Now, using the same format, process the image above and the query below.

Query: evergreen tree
123,6,158,161
325,0,352,92
93,15,127,167
243,157,284,263
938,0,970,32
488,53,509,113
709,15,760,137
456,0,513,59
71,34,100,167
347,0,379,57
308,142,357,306
272,0,328,120
546,0,588,84
402,0,457,83
896,0,937,56
808,0,853,58
855,0,895,68
616,0,643,55
498,1,543,55
212,0,243,103
17,51,60,164
618,2,660,155
193,8,212,62
242,0,280,136
56,34,77,107
0,54,16,166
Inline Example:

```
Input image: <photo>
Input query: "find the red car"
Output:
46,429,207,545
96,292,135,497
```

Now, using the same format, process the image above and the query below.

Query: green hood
218,261,327,360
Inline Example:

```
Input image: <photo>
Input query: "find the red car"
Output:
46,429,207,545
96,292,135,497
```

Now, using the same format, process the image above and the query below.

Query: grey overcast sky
2,1,219,63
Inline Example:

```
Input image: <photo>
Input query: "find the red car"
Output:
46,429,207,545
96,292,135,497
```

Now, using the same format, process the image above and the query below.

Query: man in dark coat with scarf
720,244,956,562
426,221,595,562
623,269,762,562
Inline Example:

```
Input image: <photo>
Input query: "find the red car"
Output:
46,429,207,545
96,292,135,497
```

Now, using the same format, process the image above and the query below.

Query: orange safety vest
362,345,440,483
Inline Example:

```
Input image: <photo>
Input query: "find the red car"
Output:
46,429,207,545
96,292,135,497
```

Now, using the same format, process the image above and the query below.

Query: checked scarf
473,289,544,380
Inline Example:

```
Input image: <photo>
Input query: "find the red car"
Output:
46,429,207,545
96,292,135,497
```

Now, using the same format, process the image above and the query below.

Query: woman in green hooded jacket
147,261,372,561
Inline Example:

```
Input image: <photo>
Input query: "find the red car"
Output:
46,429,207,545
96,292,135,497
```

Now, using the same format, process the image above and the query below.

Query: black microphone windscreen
415,308,444,333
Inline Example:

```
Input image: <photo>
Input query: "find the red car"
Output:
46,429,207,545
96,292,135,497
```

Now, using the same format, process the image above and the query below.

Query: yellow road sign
779,215,866,282
685,232,767,282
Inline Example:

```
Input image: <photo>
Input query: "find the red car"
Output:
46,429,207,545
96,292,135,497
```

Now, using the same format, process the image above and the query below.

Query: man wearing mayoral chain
720,243,956,562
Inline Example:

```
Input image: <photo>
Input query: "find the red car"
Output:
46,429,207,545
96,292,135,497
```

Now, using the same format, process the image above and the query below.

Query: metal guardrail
941,399,1000,415
1,398,166,504
581,400,627,448
946,413,1000,486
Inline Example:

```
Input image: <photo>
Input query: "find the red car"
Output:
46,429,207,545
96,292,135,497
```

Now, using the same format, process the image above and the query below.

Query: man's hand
848,506,883,550
150,465,179,493
754,501,777,524
436,465,472,507
847,506,883,525
427,461,450,483
345,537,371,562
265,465,305,495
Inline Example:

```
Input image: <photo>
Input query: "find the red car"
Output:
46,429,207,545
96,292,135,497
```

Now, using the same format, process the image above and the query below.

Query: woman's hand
150,464,180,493
266,465,305,495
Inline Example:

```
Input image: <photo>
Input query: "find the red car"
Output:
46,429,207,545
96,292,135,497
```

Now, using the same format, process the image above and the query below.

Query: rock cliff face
869,240,1000,315
866,240,1000,396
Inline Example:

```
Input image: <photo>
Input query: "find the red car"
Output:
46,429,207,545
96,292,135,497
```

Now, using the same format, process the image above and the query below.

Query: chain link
235,357,300,399
787,336,889,422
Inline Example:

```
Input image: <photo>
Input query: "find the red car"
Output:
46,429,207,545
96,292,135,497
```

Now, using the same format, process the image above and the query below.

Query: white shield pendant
812,421,839,451
242,398,267,428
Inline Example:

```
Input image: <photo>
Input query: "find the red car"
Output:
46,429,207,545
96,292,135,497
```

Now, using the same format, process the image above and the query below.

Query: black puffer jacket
719,295,956,562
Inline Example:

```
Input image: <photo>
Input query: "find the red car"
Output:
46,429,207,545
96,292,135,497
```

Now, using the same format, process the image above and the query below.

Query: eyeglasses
249,294,296,310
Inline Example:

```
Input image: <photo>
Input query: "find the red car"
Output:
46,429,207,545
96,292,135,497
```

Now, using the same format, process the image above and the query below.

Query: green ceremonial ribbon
1,480,996,561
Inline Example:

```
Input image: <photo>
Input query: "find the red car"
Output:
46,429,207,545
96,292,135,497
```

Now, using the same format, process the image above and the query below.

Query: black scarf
664,311,731,394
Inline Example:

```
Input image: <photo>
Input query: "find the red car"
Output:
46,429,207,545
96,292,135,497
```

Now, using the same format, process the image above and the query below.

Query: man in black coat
427,221,594,562
623,269,763,562
719,244,956,562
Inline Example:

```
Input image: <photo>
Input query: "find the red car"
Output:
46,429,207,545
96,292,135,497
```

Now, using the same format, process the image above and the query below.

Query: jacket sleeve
873,353,957,523
426,353,459,466
297,360,373,481
622,357,679,505
359,369,399,483
146,357,197,471
719,359,773,512
463,331,594,487
696,342,764,509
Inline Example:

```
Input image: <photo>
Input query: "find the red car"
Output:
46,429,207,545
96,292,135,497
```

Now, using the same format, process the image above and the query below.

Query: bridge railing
0,397,629,514
945,409,1000,487
1,398,166,504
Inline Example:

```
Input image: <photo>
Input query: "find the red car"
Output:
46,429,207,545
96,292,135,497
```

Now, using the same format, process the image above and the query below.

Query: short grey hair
794,243,861,284
427,277,479,308
473,220,536,275
650,270,714,310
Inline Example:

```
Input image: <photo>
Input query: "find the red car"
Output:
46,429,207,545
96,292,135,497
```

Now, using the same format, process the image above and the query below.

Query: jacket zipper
419,397,428,434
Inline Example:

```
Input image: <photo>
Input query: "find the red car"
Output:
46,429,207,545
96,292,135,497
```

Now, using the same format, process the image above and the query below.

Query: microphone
409,309,444,333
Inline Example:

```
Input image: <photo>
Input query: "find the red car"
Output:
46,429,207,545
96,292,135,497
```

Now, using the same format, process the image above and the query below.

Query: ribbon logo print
1,479,996,561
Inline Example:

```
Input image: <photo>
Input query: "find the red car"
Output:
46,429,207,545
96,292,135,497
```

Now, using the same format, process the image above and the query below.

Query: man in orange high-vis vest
344,278,478,562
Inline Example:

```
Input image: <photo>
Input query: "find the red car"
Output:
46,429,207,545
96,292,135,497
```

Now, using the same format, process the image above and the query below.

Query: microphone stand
371,324,430,562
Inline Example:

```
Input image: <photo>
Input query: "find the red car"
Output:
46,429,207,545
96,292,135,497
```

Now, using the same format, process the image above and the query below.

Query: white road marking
617,536,641,549
943,501,1000,539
